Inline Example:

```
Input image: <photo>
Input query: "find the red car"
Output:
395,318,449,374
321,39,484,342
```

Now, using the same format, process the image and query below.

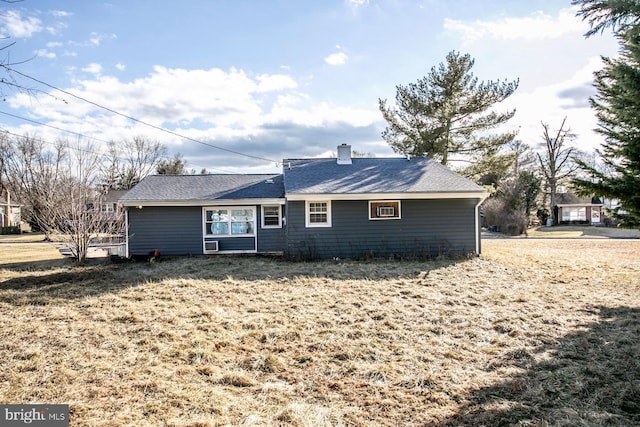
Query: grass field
526,225,640,239
1,239,639,426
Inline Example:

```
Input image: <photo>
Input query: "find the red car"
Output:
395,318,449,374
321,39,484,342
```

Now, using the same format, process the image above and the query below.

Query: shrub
502,211,528,236
536,207,550,225
481,197,528,235
0,226,20,235
481,197,506,229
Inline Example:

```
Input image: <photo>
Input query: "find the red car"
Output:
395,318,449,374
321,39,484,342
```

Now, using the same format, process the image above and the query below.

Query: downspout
125,207,130,258
474,196,487,255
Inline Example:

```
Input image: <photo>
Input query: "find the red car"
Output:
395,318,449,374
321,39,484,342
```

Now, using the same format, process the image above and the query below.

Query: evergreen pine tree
378,51,519,166
573,0,640,226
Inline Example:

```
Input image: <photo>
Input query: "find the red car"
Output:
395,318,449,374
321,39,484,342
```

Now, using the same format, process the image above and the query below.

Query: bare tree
329,149,375,158
2,134,124,263
509,140,536,176
48,140,124,264
1,134,67,237
101,136,167,189
536,118,579,225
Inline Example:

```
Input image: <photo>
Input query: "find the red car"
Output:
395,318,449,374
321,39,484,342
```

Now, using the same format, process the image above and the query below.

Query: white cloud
81,63,103,75
5,66,384,170
50,10,73,18
115,63,126,71
275,93,308,108
444,7,585,44
45,22,69,36
502,56,606,152
47,41,63,48
34,49,56,59
256,74,298,92
88,32,117,47
325,52,348,66
346,0,369,7
0,10,43,38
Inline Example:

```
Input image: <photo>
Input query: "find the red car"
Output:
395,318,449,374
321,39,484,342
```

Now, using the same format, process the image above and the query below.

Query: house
99,189,128,220
0,194,21,230
119,145,488,259
556,193,604,225
120,174,286,256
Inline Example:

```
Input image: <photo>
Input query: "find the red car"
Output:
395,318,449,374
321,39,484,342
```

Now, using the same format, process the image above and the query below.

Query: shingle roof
103,189,129,203
120,174,285,203
283,157,485,194
556,192,603,205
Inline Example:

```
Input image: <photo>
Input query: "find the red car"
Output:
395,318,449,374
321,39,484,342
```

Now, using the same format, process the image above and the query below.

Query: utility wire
1,64,280,165
0,126,232,174
0,110,113,145
1,126,133,162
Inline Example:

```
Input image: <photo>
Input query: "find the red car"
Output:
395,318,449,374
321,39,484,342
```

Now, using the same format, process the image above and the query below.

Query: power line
1,127,135,163
0,110,113,145
0,127,232,174
1,64,280,165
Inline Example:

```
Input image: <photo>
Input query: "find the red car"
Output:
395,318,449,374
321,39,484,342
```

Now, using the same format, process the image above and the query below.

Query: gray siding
128,200,479,259
285,199,479,260
257,205,286,253
214,236,255,252
128,206,203,255
257,227,285,253
128,205,285,256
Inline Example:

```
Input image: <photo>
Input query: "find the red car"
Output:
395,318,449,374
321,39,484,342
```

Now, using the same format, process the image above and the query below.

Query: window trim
369,200,401,220
562,206,587,222
203,206,256,237
305,200,332,228
261,205,282,229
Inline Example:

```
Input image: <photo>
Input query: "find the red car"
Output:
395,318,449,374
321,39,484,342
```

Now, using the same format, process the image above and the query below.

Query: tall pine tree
378,51,519,166
572,0,640,227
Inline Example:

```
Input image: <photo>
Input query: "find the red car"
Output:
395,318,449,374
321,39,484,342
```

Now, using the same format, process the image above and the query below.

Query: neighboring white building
0,198,21,228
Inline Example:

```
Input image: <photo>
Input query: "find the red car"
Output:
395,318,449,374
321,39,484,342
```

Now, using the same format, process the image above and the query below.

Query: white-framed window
204,207,255,236
305,201,331,227
101,203,116,213
369,200,401,220
562,207,586,222
262,205,282,228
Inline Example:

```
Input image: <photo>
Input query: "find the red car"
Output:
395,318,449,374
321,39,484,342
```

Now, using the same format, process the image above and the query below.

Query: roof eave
557,203,604,207
120,198,286,207
285,191,488,201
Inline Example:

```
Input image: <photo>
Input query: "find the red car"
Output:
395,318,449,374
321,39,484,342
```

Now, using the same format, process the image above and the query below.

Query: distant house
100,189,128,220
119,145,488,259
0,195,21,229
556,193,604,225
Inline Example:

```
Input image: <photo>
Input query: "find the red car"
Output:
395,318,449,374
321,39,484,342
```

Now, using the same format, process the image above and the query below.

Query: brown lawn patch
526,225,640,239
0,242,66,268
1,240,639,426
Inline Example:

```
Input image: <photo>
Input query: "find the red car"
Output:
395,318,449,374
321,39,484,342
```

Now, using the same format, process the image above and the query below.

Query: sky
0,0,620,174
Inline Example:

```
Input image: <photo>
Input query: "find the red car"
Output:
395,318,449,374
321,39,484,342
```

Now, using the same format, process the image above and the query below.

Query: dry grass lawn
526,225,640,239
1,239,639,426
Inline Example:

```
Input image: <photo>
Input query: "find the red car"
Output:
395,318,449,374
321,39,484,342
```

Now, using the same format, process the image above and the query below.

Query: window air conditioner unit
377,206,395,217
205,241,219,252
